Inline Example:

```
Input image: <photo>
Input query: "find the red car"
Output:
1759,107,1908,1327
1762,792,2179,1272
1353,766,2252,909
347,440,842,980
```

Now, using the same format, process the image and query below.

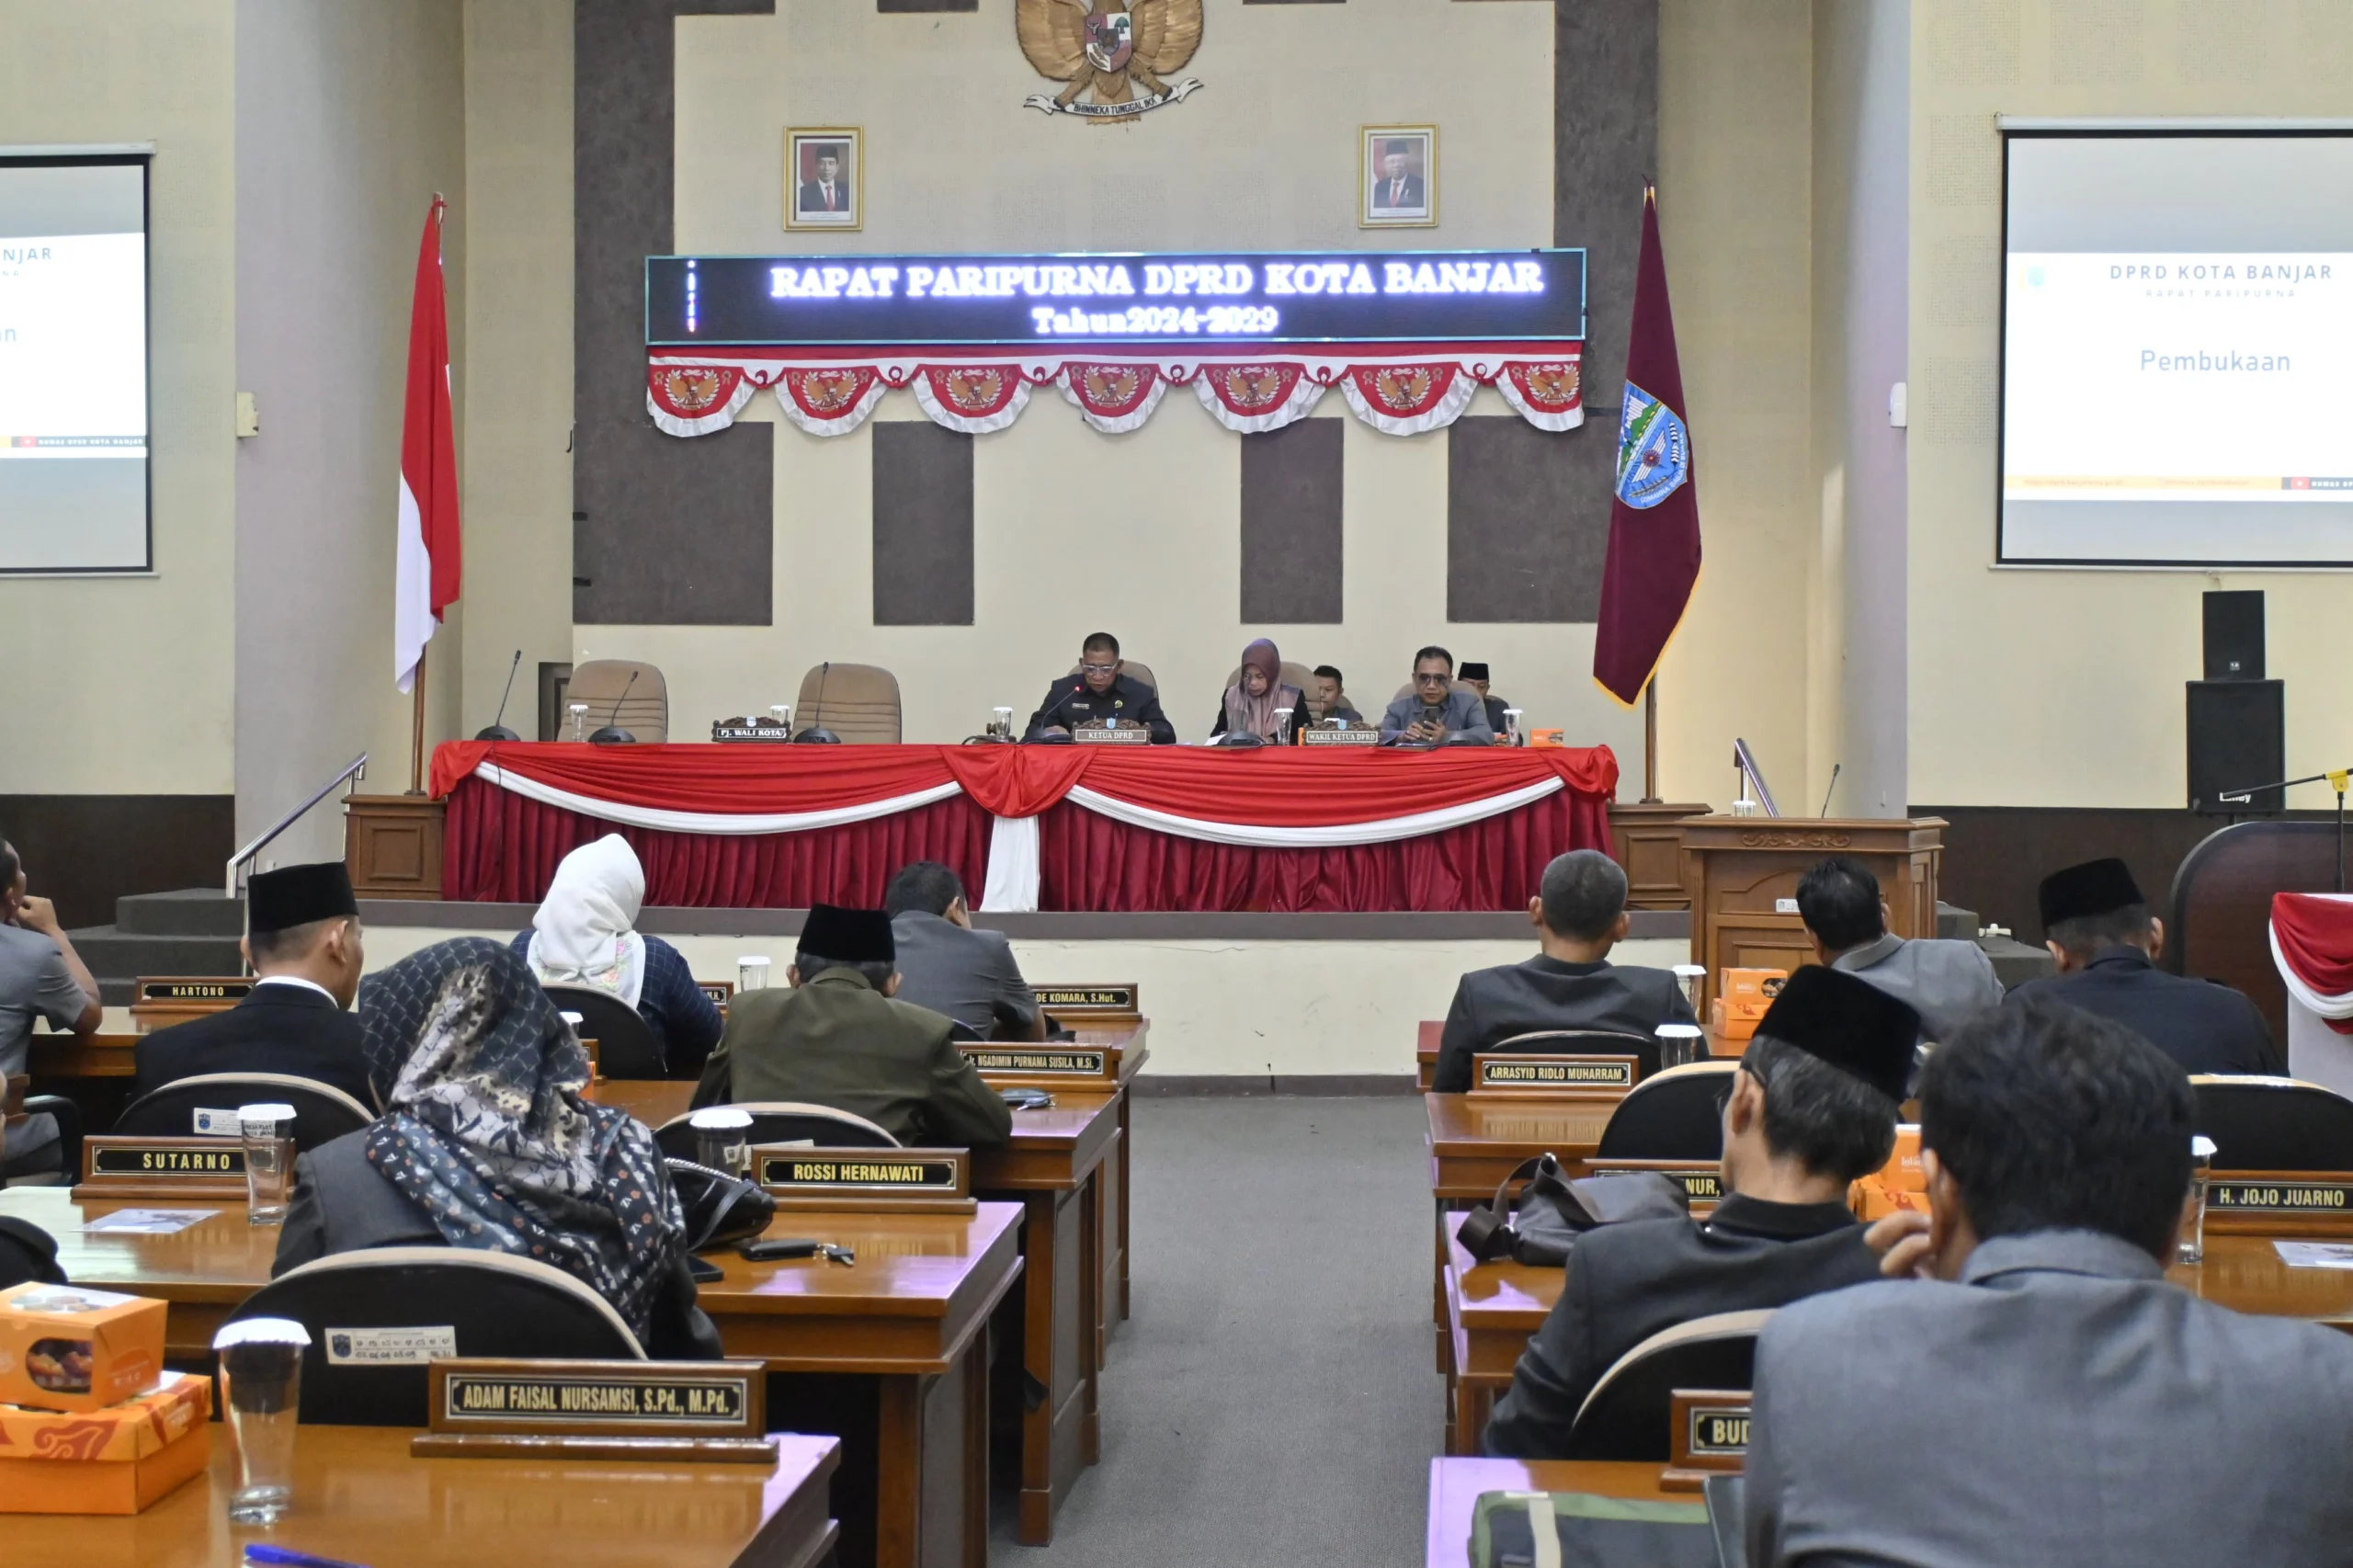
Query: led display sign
646,248,1585,347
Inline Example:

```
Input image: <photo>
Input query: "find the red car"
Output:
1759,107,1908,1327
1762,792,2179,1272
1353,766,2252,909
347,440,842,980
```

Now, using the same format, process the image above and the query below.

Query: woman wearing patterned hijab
272,937,719,1358
1210,638,1306,743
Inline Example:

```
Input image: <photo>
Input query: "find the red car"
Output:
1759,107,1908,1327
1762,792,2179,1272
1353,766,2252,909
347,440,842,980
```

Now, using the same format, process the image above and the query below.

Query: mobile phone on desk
739,1237,822,1262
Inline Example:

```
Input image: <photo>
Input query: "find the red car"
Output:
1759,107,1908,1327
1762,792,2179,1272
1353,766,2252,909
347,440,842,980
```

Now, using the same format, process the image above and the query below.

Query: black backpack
1457,1153,1691,1267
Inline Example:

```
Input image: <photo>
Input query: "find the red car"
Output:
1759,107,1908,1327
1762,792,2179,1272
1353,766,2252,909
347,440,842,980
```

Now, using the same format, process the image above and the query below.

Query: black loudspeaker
2188,679,2284,813
2203,589,2265,681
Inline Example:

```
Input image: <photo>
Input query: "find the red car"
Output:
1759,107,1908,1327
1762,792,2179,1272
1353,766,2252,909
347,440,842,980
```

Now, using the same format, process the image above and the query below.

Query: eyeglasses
1080,662,1119,675
1413,671,1450,687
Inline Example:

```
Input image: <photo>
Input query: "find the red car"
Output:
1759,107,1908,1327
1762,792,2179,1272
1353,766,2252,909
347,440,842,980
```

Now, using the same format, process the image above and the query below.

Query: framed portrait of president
785,128,861,231
1360,125,1436,228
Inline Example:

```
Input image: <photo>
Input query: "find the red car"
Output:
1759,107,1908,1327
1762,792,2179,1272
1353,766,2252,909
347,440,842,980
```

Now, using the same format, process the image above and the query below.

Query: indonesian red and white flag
394,196,460,693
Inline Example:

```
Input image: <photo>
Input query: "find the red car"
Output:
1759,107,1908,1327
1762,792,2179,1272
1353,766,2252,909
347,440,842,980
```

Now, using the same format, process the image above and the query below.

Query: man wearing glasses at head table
1025,630,1176,744
1379,645,1495,746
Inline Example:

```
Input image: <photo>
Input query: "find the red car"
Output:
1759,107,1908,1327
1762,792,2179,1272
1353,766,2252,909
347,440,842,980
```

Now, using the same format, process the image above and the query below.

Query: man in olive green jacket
691,903,1012,1149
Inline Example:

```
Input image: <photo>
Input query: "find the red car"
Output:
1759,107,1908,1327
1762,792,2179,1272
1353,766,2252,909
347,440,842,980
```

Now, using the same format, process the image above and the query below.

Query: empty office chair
227,1247,643,1426
1563,1309,1770,1461
567,659,669,743
1594,1060,1740,1162
2190,1074,2353,1171
793,662,903,744
543,983,667,1081
1067,657,1157,694
1488,1028,1663,1082
113,1073,373,1151
4,1075,82,1187
651,1102,900,1161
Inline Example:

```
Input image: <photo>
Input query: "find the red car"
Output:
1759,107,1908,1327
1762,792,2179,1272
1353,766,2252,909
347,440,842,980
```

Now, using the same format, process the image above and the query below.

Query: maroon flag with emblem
1592,189,1700,706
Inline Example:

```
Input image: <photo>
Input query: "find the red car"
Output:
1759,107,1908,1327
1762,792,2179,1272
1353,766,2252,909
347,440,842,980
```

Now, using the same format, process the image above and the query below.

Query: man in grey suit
884,861,1044,1041
1745,995,2353,1567
1379,646,1495,745
1796,856,2001,1042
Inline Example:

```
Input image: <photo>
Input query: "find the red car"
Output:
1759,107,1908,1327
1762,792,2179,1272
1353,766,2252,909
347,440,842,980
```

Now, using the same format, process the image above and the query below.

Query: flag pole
1642,676,1661,803
408,645,428,796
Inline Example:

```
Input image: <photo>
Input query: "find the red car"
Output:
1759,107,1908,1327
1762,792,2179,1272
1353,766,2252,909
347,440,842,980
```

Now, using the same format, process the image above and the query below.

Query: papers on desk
2272,1240,2353,1270
81,1209,218,1235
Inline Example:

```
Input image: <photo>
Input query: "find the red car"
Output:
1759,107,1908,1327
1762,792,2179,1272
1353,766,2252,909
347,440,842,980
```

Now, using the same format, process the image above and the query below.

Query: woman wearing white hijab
509,835,722,1076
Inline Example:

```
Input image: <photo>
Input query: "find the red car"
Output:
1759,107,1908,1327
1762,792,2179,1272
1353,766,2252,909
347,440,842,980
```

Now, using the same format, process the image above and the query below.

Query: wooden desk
29,1030,139,1076
1418,1018,1441,1091
14,1422,842,1553
1438,1221,2353,1457
1426,1457,1675,1568
0,1188,1017,1568
14,1425,839,1568
586,1077,1116,1549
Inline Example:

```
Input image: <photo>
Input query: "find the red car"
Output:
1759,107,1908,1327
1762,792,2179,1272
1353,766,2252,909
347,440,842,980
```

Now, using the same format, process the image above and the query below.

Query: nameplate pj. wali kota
2202,1171,2353,1236
75,1137,249,1199
753,1146,974,1212
1469,1054,1639,1097
1662,1388,1753,1491
415,1358,775,1464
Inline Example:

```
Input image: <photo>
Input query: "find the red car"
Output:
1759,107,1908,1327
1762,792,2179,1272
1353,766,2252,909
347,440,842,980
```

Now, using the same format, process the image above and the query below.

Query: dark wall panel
872,423,974,626
0,796,236,930
1240,420,1344,623
878,0,976,10
1447,415,1608,620
574,0,776,627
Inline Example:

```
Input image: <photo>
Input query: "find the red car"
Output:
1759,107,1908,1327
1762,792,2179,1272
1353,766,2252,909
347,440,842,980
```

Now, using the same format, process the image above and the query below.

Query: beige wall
1654,0,1814,807
1907,0,2353,811
0,0,238,795
458,0,574,738
569,1,1663,765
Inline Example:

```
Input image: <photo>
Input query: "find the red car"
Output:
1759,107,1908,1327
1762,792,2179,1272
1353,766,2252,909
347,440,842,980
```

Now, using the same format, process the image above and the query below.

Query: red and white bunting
1337,362,1475,437
772,365,888,437
646,363,754,437
1193,361,1324,434
1057,361,1168,434
1494,358,1587,432
910,363,1032,435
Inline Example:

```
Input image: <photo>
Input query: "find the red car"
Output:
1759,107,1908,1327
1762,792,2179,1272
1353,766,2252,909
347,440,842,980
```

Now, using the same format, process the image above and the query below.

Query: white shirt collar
253,973,340,1006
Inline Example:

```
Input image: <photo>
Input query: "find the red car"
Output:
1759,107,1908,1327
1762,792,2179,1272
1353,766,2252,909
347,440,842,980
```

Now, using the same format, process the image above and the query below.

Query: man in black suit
797,147,848,217
1025,630,1175,744
1371,142,1424,212
133,862,373,1107
2005,857,2277,1075
1433,849,1696,1091
1483,966,1916,1458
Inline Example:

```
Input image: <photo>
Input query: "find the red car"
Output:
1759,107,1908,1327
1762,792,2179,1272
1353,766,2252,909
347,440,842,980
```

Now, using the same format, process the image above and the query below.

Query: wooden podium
344,793,447,901
1608,801,1711,910
1677,816,1946,1011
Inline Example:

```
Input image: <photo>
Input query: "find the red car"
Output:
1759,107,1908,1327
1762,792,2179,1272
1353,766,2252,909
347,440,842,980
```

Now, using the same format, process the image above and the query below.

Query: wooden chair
2190,1074,2353,1171
794,662,903,744
114,1073,374,1151
650,1102,900,1161
230,1247,644,1426
567,659,669,743
1595,1061,1741,1161
1564,1309,1770,1461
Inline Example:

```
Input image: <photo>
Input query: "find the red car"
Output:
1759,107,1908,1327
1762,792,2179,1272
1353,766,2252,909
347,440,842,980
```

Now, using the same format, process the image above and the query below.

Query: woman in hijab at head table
272,937,721,1359
1209,638,1308,743
511,834,722,1079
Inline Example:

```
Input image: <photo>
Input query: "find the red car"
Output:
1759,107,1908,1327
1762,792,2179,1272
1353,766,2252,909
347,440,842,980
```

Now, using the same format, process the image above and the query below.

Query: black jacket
0,1216,65,1290
1435,956,1697,1092
1482,1195,1878,1459
132,983,374,1108
1026,674,1175,744
273,1131,722,1361
2006,949,2278,1075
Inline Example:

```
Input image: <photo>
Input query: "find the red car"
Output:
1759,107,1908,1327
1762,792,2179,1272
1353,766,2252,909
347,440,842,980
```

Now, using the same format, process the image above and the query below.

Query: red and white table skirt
428,742,1619,914
2270,892,2353,1098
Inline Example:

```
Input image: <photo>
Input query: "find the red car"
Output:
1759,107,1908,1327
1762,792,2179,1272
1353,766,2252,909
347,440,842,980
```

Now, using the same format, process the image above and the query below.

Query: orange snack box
0,1282,167,1414
1709,997,1759,1042
0,1370,212,1514
1719,968,1789,1005
1849,1125,1928,1221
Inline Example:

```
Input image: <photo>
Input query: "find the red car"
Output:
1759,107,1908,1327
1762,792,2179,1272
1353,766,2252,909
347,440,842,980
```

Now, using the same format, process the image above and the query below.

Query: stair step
117,889,246,937
68,926,246,1006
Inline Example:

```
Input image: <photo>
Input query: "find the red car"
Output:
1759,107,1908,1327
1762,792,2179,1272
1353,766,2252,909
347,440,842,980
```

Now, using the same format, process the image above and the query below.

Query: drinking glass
1502,708,1525,746
239,1105,295,1227
1274,706,1294,744
739,955,771,993
691,1108,755,1177
2179,1135,2217,1266
769,703,792,732
1730,798,1759,817
994,706,1015,740
213,1318,309,1525
1656,1023,1706,1071
568,701,590,742
1672,963,1708,1017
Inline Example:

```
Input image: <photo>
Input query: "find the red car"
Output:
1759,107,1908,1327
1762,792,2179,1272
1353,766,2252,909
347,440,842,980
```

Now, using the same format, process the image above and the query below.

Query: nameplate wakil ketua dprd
1585,1159,1723,1214
1300,724,1381,746
2202,1170,2353,1236
1469,1053,1639,1097
415,1358,774,1463
1661,1388,1752,1492
75,1136,249,1199
753,1145,974,1211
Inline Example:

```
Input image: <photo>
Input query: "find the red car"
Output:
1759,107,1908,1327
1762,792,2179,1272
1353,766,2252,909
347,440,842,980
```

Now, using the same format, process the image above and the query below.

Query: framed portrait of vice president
1360,125,1436,228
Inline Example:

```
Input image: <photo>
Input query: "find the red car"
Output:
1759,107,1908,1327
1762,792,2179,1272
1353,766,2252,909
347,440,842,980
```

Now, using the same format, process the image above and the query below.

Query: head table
429,740,1617,913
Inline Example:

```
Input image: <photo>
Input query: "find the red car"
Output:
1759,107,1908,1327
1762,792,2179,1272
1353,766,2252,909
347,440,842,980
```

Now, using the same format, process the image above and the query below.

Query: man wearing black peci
134,862,373,1107
1025,631,1175,743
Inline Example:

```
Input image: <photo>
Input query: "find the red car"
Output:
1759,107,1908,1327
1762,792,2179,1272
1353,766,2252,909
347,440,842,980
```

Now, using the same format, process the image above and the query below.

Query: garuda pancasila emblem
1018,0,1204,120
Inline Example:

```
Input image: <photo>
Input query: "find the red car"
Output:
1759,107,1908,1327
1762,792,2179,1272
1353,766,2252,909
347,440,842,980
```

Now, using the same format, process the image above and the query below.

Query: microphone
1819,763,1841,819
589,670,640,744
476,650,523,741
792,660,842,744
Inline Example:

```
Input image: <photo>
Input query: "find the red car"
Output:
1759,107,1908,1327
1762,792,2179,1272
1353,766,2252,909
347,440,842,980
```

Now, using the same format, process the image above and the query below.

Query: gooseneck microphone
589,669,640,744
476,650,523,741
793,660,842,744
1819,763,1841,819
